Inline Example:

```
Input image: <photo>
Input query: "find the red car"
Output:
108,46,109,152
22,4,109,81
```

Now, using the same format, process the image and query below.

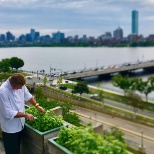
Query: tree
98,90,105,106
97,82,105,106
147,76,154,95
135,78,153,103
126,90,144,117
0,58,11,72
112,75,154,103
0,73,11,85
57,75,63,86
10,57,24,71
72,81,89,96
43,75,47,86
112,74,132,95
129,77,142,91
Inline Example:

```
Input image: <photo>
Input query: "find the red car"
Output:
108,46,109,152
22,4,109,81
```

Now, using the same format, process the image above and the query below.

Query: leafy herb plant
57,126,128,154
25,106,63,132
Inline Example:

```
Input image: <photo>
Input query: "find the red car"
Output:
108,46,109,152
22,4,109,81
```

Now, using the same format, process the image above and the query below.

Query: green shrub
37,99,81,126
63,112,81,127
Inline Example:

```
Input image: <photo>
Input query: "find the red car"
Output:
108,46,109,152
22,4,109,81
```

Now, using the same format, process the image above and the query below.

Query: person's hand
25,113,35,121
36,106,45,113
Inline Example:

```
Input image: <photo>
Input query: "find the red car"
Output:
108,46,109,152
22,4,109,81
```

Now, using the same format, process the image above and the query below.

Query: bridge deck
64,61,154,79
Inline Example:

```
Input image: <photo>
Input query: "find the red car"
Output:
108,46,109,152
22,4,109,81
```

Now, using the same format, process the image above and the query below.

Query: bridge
63,61,154,79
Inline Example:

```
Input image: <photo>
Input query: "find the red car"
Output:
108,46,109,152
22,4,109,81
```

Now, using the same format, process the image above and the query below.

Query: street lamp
138,130,146,154
141,130,144,147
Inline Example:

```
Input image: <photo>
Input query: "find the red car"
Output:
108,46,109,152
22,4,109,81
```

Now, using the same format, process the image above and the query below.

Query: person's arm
14,112,35,121
28,97,45,113
14,97,45,120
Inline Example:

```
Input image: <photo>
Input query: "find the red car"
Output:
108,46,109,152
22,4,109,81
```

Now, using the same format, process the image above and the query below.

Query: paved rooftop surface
0,139,5,154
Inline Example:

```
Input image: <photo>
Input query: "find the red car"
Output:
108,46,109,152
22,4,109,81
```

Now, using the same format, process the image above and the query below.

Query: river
1,47,154,99
0,47,154,73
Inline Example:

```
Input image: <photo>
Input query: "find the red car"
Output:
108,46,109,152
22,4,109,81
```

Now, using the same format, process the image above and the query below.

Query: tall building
0,34,5,41
99,32,112,40
6,31,15,41
105,32,112,38
113,27,123,40
30,29,35,42
132,10,138,35
52,31,65,43
35,32,40,40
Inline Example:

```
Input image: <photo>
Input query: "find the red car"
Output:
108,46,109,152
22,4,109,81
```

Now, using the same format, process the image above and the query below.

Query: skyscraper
52,31,65,43
30,29,35,42
132,10,138,35
113,27,123,40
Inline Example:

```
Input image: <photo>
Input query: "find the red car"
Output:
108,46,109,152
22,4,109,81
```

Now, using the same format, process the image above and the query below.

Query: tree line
112,74,154,115
0,57,24,72
112,74,154,102
0,57,24,84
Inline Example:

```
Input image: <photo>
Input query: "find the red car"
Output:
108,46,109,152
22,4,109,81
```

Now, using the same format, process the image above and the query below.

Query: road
104,99,154,118
81,92,154,119
74,106,154,154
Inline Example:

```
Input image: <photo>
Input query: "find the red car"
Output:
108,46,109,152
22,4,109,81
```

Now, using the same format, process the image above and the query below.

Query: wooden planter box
47,137,73,154
21,123,65,154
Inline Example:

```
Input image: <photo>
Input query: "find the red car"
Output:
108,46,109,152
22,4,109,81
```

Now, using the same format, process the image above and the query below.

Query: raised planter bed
21,105,65,154
47,137,73,154
21,123,65,154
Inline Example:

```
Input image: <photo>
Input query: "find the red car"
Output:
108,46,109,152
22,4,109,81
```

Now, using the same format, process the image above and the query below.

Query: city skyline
0,0,154,38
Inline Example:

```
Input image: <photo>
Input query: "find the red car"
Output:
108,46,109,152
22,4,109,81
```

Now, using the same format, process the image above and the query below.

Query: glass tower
132,10,138,35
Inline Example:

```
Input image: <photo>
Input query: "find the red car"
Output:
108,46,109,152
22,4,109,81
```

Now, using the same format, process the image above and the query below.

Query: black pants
2,130,23,154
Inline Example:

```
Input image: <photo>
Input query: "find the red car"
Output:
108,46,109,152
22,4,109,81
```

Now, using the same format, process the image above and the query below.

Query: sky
0,0,154,38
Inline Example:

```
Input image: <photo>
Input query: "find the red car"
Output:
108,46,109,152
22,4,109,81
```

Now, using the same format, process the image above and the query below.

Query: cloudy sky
0,0,154,38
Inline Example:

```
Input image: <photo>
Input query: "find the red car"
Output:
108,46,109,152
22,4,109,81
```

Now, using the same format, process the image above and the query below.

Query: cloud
0,0,91,9
0,0,131,11
143,16,154,21
0,0,153,38
143,0,154,4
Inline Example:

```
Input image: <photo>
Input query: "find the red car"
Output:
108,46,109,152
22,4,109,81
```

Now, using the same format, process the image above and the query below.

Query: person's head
9,73,26,90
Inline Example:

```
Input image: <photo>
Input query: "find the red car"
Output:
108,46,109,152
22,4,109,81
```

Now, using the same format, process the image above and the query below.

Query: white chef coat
0,79,32,133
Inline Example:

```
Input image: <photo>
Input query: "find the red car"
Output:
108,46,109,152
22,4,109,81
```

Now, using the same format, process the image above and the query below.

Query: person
0,73,45,154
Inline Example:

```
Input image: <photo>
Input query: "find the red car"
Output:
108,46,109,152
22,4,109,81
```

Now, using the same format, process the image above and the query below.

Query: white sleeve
24,85,32,102
0,91,18,120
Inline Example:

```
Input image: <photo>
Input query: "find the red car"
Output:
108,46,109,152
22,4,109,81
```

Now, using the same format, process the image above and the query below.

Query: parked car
26,76,33,79
90,94,101,101
59,86,67,90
